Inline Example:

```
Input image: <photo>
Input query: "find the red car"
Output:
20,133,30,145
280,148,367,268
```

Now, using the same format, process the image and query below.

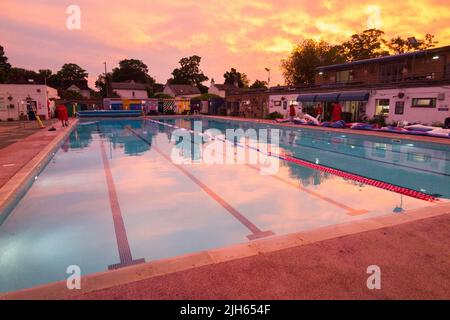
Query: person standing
56,104,69,127
331,102,342,122
289,104,296,121
316,102,323,121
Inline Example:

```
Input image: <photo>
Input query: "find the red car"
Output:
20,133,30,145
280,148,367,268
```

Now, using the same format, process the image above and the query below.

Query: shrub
266,111,284,120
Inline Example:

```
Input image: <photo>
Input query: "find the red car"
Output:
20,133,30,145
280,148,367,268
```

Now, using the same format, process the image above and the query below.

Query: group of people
288,102,342,122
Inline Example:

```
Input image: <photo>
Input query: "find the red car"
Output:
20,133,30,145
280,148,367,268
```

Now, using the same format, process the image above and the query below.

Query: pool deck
0,119,77,222
0,115,449,299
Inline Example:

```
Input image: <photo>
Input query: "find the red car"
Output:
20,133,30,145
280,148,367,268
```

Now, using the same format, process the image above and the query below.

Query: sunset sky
1,0,450,88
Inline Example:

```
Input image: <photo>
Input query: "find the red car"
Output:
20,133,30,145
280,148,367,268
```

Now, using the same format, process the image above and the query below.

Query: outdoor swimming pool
0,117,449,293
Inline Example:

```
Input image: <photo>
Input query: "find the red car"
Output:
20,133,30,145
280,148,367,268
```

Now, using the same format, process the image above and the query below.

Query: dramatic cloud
1,0,449,88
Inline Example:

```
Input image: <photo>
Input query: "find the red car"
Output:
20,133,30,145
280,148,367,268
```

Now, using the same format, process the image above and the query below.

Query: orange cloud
0,0,449,87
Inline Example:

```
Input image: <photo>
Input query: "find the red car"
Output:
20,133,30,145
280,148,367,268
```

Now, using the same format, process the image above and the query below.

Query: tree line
282,29,438,85
0,28,439,98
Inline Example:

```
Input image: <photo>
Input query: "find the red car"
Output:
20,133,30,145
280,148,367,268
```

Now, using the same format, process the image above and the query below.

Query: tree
111,59,155,84
223,68,249,88
281,39,345,85
169,55,209,93
56,63,88,81
249,79,268,89
0,45,11,83
5,67,39,84
340,29,390,61
95,72,112,98
387,34,437,54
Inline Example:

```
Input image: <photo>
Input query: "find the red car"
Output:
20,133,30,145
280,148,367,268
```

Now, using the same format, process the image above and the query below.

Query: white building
268,92,301,116
66,84,91,99
0,84,59,121
364,85,450,125
111,81,148,99
163,84,200,98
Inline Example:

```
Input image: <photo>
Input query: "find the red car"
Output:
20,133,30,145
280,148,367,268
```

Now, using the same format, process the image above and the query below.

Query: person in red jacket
56,104,69,127
289,104,296,121
331,103,342,122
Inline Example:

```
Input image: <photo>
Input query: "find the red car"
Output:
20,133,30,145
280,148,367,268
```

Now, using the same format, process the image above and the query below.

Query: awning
338,91,370,102
297,94,317,102
315,93,340,102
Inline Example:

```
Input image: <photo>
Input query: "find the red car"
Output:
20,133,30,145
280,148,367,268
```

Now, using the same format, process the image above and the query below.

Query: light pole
104,62,109,98
265,68,271,88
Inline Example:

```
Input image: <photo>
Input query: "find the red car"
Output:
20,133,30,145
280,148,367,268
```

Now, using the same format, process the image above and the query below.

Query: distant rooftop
111,80,147,90
165,84,200,96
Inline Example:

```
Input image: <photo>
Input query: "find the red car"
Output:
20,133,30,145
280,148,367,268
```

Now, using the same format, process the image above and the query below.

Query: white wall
0,84,58,121
268,93,300,117
113,89,148,99
208,85,225,98
365,86,450,125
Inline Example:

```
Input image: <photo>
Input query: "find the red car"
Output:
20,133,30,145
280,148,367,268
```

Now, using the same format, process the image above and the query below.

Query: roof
111,81,147,90
212,83,243,95
63,80,90,90
166,84,200,96
317,45,450,71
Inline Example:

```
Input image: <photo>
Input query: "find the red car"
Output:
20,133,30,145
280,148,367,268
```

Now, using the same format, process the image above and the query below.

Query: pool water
0,117,449,293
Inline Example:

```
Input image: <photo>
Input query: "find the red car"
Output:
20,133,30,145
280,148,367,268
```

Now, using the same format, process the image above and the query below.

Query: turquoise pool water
0,117,449,293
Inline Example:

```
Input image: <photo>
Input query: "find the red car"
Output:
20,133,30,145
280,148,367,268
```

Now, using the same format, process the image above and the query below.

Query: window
411,98,436,108
395,101,405,115
132,91,135,97
282,101,287,110
274,100,281,106
375,99,390,116
336,70,353,83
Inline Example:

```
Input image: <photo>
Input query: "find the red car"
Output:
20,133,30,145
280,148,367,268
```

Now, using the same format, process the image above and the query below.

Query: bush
368,115,386,127
266,112,284,120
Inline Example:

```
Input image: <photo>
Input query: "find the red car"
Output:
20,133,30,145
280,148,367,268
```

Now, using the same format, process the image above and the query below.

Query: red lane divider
144,118,438,203
279,154,438,202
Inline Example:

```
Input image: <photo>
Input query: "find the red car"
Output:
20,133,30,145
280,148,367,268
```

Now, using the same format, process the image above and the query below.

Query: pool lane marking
125,126,274,241
99,139,145,270
245,164,368,216
146,119,438,203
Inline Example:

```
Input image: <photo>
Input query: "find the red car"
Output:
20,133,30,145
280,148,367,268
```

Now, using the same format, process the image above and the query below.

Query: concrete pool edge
0,120,78,224
1,201,448,300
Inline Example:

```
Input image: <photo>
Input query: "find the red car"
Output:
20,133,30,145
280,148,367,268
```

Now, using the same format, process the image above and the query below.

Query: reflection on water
70,118,450,198
1,117,448,293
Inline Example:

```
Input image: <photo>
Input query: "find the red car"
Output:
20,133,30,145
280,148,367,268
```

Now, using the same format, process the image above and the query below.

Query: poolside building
0,84,59,121
310,45,450,124
225,89,269,118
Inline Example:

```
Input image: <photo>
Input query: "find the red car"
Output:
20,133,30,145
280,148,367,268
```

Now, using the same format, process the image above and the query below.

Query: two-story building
310,45,450,124
111,81,148,99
